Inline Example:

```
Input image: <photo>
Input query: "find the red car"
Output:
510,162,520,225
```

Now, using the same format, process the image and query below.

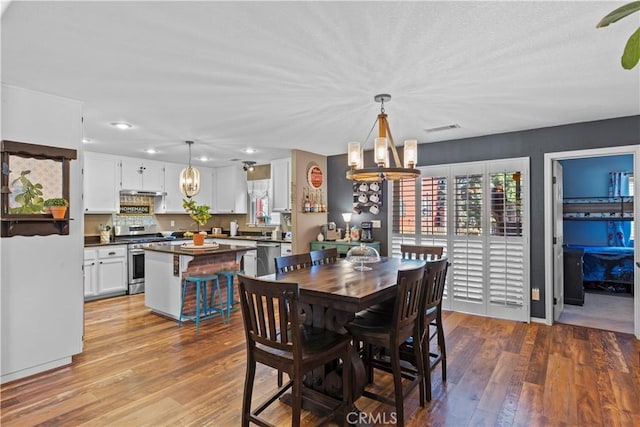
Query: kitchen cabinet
83,152,120,213
271,157,291,212
212,165,247,213
83,246,128,300
120,157,164,192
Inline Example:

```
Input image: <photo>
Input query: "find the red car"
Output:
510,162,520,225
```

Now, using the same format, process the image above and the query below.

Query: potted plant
44,197,69,219
182,198,211,245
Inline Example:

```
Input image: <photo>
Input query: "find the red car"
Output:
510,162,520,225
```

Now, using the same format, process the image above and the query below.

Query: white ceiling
2,1,639,167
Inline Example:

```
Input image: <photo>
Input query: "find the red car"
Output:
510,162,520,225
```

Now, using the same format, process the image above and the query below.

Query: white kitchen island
144,242,253,320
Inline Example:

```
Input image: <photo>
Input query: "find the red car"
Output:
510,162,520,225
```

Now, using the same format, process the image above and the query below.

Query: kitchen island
144,242,253,320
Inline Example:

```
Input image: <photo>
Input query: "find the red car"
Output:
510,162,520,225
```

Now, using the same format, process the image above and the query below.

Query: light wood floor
2,294,639,426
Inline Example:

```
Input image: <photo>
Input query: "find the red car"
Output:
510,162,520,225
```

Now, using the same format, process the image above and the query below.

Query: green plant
44,198,69,207
182,198,212,231
597,1,640,69
9,170,44,214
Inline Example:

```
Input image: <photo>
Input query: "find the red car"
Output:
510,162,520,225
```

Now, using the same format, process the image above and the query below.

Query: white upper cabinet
120,157,164,192
84,152,120,213
212,165,247,213
271,157,291,212
162,163,185,213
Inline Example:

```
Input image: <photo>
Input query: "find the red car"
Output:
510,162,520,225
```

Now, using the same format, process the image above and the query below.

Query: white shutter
391,158,529,321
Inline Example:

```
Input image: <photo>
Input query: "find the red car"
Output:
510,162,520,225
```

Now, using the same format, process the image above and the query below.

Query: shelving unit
563,196,633,220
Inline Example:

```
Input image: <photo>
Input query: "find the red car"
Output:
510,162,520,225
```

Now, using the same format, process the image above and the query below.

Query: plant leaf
597,1,640,27
622,27,640,69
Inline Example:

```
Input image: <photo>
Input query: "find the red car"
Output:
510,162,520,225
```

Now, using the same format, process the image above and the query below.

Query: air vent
424,124,460,133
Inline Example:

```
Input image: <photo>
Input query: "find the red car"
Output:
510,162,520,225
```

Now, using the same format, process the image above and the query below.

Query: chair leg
414,333,425,407
422,334,432,402
437,310,447,382
242,357,256,427
292,370,302,427
390,344,404,427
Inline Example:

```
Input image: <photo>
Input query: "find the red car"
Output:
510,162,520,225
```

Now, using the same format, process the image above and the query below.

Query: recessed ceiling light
82,138,92,144
244,148,256,154
199,156,209,162
424,124,460,133
145,148,157,154
110,121,133,130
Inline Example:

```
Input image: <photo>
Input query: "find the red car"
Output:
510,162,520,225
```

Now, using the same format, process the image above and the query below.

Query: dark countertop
85,234,291,247
144,242,255,256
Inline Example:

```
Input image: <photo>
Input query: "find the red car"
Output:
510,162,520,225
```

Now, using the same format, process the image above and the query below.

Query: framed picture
307,165,324,189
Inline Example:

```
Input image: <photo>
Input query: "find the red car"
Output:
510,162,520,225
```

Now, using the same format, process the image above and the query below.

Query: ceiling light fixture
242,161,256,172
244,148,256,154
145,148,157,154
180,140,200,197
110,121,132,130
346,94,420,182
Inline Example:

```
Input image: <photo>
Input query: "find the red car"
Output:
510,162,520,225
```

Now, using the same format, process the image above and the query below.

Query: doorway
544,146,639,339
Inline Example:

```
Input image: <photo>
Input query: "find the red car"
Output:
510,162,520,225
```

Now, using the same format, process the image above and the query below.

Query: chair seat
257,326,351,361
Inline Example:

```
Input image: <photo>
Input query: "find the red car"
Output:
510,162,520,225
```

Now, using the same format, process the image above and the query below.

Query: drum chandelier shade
346,94,421,182
180,140,201,197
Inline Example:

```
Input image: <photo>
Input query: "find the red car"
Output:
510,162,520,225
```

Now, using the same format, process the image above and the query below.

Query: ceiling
2,1,639,167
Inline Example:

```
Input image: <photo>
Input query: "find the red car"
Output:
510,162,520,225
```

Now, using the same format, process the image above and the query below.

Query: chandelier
346,94,420,182
180,140,201,197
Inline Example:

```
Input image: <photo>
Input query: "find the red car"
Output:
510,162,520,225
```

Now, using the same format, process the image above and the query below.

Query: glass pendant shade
403,139,418,168
180,166,200,197
348,142,363,168
374,137,387,166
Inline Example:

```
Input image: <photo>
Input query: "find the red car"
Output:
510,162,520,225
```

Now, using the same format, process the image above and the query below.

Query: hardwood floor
2,294,639,426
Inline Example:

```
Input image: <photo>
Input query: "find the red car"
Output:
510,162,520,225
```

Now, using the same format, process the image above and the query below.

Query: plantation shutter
391,158,529,321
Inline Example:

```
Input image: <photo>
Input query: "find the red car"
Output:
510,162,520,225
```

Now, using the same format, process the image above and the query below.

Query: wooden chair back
400,244,444,260
421,258,449,316
274,253,312,274
237,274,302,357
310,248,338,266
392,264,426,336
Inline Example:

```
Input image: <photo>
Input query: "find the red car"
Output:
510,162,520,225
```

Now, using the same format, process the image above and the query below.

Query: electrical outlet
532,288,540,301
170,220,175,227
371,220,381,228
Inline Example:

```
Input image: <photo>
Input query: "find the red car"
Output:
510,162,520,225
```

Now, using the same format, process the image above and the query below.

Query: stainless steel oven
127,243,146,294
115,225,170,295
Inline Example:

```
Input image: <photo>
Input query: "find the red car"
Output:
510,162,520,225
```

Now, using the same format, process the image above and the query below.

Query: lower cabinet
84,246,128,301
280,242,292,257
310,240,381,257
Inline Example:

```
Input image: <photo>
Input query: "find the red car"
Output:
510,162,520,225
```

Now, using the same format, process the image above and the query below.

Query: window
391,158,529,322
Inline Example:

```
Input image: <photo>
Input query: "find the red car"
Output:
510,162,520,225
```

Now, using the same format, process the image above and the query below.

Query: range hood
119,189,166,197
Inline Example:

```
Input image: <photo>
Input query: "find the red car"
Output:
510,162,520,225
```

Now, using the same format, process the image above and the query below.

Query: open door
553,160,564,321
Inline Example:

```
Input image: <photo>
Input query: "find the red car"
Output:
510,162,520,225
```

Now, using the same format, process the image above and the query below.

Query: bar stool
214,269,244,319
179,274,225,332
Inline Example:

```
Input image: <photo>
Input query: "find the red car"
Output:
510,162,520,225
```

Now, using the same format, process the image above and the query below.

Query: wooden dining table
261,256,426,416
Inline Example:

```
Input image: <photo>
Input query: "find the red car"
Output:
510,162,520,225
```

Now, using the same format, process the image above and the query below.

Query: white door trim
543,145,640,339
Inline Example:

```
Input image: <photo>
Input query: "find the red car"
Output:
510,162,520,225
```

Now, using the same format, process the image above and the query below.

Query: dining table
261,256,426,418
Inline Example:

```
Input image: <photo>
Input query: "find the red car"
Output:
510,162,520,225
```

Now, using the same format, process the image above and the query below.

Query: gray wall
327,115,639,319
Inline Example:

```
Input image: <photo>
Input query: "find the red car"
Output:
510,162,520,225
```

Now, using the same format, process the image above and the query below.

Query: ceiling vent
424,124,460,133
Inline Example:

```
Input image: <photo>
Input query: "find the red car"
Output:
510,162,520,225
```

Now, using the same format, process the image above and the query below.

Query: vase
50,206,67,219
193,233,205,246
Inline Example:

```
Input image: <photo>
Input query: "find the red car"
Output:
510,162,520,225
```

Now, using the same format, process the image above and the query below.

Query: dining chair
274,253,312,274
399,244,444,260
345,264,426,426
310,247,338,266
238,274,352,427
400,258,449,401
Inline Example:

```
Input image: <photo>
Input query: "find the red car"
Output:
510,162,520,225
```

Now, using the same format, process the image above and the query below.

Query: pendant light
180,140,201,197
346,94,420,182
